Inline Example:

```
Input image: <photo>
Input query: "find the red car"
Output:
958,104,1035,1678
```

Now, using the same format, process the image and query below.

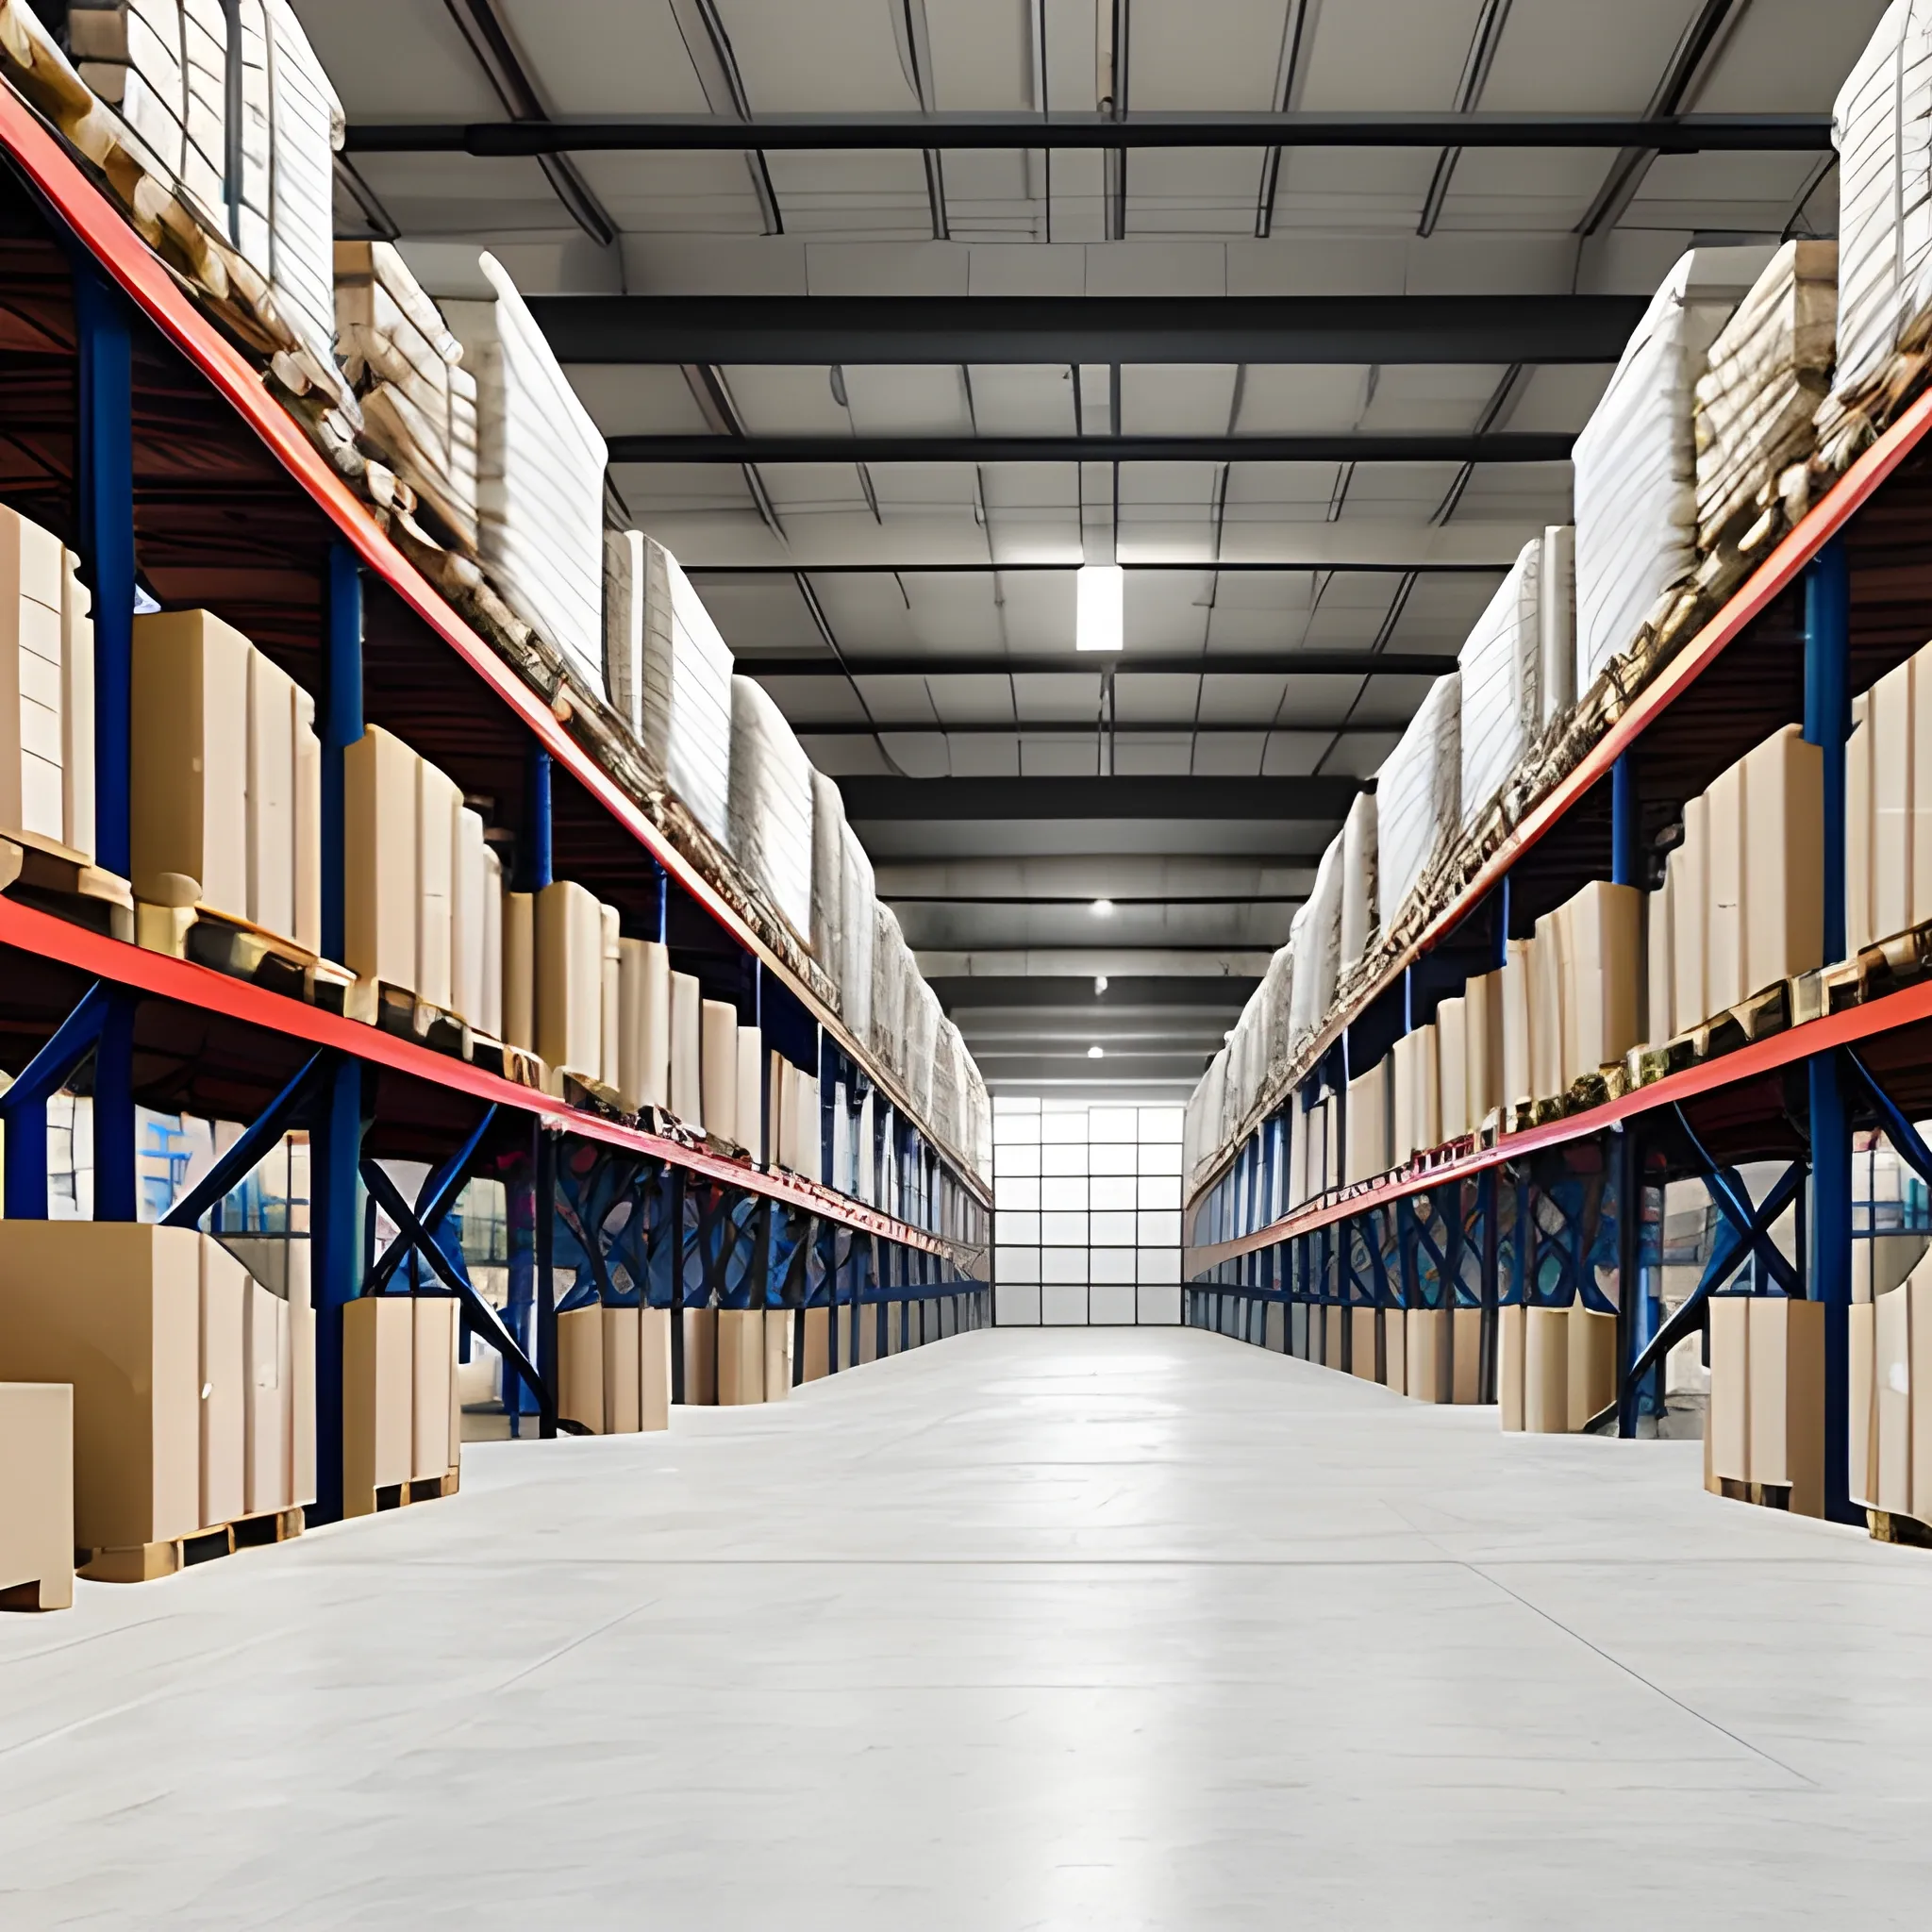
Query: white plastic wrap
632,537,733,844
1192,1048,1228,1183
839,820,876,1042
1375,671,1461,931
905,979,941,1118
871,901,911,1074
260,1,340,379
1338,791,1378,976
1832,3,1932,401
69,3,219,220
1257,941,1294,1080
1573,249,1762,691
1288,837,1343,1049
1539,525,1576,722
443,255,608,695
726,676,814,942
809,768,846,974
1458,541,1541,831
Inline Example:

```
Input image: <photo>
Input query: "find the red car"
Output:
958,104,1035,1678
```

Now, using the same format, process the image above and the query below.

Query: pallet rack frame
1182,371,1932,1524
0,84,989,1525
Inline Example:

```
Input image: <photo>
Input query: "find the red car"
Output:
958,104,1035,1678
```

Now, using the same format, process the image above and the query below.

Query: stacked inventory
1374,672,1461,935
727,675,815,944
1458,534,1559,835
1,507,93,863
443,255,608,698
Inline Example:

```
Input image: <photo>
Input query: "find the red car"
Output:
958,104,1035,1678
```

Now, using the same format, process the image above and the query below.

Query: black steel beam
837,775,1363,821
528,293,1645,366
345,111,1830,156
744,651,1450,677
608,431,1574,465
932,975,1257,1008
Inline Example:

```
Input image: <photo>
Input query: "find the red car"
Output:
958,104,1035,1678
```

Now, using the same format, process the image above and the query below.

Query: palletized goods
1458,539,1542,831
727,675,814,943
1374,672,1460,932
629,535,734,845
1338,792,1377,977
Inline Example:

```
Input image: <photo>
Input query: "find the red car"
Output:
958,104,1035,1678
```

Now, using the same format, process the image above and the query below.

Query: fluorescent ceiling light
1093,974,1108,994
1087,1044,1105,1059
1074,562,1124,653
1091,897,1114,916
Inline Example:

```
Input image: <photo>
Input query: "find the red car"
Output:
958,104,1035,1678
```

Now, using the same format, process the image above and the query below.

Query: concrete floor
4,1329,1932,1928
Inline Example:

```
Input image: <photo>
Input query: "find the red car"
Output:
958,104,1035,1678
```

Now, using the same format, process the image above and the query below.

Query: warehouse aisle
2,1331,1928,1927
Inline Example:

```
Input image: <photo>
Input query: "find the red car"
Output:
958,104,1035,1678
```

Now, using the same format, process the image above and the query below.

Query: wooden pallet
1,834,134,942
0,1571,72,1612
1717,1476,1791,1511
78,1506,306,1584
344,1465,460,1521
1868,1508,1932,1549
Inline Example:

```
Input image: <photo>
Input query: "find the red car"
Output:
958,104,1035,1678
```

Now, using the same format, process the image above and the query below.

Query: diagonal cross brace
365,1106,498,1292
164,1050,332,1230
1841,1047,1932,1189
1672,1105,1802,1297
359,1156,543,1404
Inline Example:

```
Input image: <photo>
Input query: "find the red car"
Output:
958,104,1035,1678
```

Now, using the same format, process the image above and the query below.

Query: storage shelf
1185,973,1932,1275
0,895,958,1257
0,83,986,1214
1190,375,1932,1211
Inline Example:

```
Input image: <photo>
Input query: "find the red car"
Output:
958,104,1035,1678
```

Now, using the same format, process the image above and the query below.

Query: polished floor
3,1328,1930,1927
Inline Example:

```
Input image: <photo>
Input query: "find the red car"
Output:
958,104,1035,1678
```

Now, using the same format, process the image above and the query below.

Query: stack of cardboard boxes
1,507,94,868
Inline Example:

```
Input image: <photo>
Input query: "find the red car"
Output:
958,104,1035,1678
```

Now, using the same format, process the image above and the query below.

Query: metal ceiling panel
496,0,713,114
711,0,924,113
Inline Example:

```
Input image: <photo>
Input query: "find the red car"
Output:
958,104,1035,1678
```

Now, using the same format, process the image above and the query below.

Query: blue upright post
525,742,554,891
309,1058,365,1525
1804,534,1859,1523
1495,875,1511,968
92,993,138,1221
1610,751,1641,888
321,543,363,963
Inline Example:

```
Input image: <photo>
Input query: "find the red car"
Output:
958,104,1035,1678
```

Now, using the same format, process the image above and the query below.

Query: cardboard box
601,1305,642,1435
411,1296,457,1478
858,1301,880,1364
1846,699,1873,957
1350,1306,1379,1382
1464,970,1504,1124
198,1237,246,1532
1742,726,1824,993
600,904,622,1090
1673,794,1709,1031
1872,656,1913,944
0,1225,201,1552
0,506,80,852
343,724,420,991
717,1307,764,1405
0,1382,73,1609
1344,1057,1391,1184
669,972,703,1126
1435,998,1468,1141
451,805,490,1026
1913,645,1932,930
641,1307,672,1431
536,881,604,1077
764,1307,793,1401
242,1278,289,1518
1498,1304,1525,1429
802,1306,830,1380
1382,1302,1407,1395
1407,1307,1447,1403
1452,1307,1483,1405
130,608,251,920
244,649,297,944
1502,938,1536,1107
1524,1307,1569,1434
557,1304,604,1433
680,1307,717,1403
502,890,535,1052
617,938,671,1114
1566,1306,1617,1433
1874,1282,1912,1517
288,1242,316,1508
1392,1024,1439,1161
1748,1295,1825,1516
1708,1295,1751,1482
1530,911,1566,1101
342,1294,413,1513
1560,883,1641,1085
1850,1296,1877,1509
736,1024,764,1163
1646,861,1674,1045
1707,758,1746,1015
701,999,740,1146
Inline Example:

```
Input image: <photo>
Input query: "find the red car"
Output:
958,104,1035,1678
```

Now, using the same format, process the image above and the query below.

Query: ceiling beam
748,650,1448,678
930,976,1256,1008
528,293,1644,366
838,775,1362,821
608,431,1574,465
343,110,1829,155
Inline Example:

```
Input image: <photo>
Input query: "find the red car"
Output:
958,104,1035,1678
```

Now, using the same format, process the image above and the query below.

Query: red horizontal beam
0,895,952,1254
1185,973,1932,1272
0,86,991,1207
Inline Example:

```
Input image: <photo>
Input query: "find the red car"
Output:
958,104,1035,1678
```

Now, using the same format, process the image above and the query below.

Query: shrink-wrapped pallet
1192,1049,1228,1180
335,241,481,554
1287,836,1342,1048
618,938,671,1113
131,608,251,923
1458,539,1542,831
68,3,222,218
1338,792,1378,977
1,508,93,861
258,0,341,380
628,537,735,843
443,255,607,695
1540,525,1576,721
1824,3,1932,443
1694,242,1838,551
1374,672,1460,932
1256,943,1294,1083
871,901,912,1073
727,675,815,942
810,769,847,977
1573,249,1762,691
839,821,876,1041
905,979,941,1118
